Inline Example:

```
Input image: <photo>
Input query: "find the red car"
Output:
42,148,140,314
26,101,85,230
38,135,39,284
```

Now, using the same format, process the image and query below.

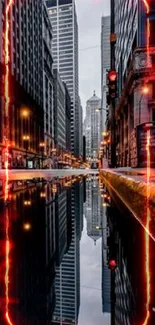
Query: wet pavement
0,174,155,324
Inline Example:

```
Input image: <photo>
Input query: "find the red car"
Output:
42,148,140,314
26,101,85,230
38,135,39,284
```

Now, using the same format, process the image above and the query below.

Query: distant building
45,0,80,156
85,92,101,162
85,178,101,245
53,69,66,150
101,16,110,132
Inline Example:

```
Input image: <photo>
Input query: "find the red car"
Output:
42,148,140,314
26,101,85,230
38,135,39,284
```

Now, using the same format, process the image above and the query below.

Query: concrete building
108,0,155,167
53,69,66,150
101,16,110,132
85,92,101,163
45,0,80,156
43,3,54,168
0,0,44,168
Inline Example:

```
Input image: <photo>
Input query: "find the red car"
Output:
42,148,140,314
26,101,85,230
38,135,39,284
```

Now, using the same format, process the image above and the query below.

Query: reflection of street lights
23,135,30,169
139,85,150,124
96,107,108,113
39,142,45,169
96,226,107,230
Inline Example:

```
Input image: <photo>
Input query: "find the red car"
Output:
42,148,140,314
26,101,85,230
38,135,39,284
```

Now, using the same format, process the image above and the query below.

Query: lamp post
39,142,45,169
138,85,150,124
23,135,30,169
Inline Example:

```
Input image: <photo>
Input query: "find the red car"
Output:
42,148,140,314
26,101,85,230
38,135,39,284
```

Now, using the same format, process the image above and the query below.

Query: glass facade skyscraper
45,0,79,155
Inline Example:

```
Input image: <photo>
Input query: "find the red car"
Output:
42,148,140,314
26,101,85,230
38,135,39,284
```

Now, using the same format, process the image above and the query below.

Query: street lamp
23,135,30,169
20,108,30,118
39,142,45,169
139,85,150,124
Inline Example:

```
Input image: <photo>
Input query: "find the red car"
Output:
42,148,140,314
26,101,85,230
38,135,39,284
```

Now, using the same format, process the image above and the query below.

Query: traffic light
108,70,117,99
108,259,117,271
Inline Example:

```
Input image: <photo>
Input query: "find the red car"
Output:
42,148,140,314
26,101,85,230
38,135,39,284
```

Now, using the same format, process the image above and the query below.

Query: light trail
141,1,151,324
142,0,150,59
4,1,14,325
142,130,151,325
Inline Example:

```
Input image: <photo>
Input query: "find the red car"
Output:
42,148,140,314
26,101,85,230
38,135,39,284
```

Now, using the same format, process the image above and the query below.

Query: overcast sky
76,0,110,117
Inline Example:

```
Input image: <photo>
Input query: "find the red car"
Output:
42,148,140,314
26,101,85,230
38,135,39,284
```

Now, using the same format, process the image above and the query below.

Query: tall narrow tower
45,0,79,155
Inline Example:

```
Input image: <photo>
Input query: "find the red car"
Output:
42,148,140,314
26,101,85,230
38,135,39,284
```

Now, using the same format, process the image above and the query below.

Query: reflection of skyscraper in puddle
8,183,57,324
85,178,101,245
52,182,83,325
101,204,111,315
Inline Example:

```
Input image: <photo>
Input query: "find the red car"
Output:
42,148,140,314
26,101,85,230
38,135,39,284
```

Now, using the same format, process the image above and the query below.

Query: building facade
53,69,66,150
43,2,54,168
108,0,155,167
85,92,101,163
64,83,71,152
45,0,80,156
101,16,110,132
0,0,44,168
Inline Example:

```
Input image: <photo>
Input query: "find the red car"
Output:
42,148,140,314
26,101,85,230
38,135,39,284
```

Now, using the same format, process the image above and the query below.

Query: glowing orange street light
23,135,30,141
23,223,32,231
20,108,30,118
39,142,45,148
24,200,31,206
142,85,150,94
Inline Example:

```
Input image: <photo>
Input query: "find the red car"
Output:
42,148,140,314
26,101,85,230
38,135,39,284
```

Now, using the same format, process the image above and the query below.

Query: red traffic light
109,259,117,270
108,70,117,82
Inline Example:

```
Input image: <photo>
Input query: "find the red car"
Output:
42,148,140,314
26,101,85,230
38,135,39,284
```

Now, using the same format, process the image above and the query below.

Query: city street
0,169,98,180
1,0,155,324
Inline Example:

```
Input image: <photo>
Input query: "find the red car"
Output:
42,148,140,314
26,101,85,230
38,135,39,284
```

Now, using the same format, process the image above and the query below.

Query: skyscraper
43,3,54,168
101,16,110,132
85,92,101,163
45,0,80,155
0,0,44,168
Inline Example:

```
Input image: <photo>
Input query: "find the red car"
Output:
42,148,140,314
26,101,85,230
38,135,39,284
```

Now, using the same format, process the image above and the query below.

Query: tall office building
53,69,66,149
43,3,54,167
0,0,44,168
85,92,101,162
45,0,80,156
101,16,110,132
